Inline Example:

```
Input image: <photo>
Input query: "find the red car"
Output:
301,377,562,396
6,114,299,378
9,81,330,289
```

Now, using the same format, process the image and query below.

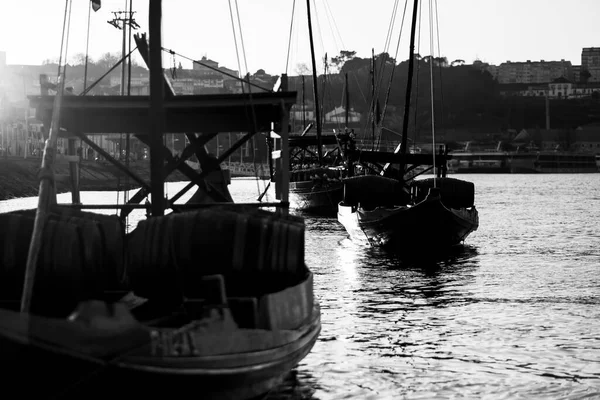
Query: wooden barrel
412,177,475,209
126,208,307,301
0,214,35,300
127,214,181,301
50,206,126,289
0,213,100,317
9,207,126,290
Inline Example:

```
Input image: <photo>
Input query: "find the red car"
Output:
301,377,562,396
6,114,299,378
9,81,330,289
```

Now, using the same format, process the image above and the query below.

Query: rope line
285,0,297,75
413,0,423,148
161,47,272,93
227,0,244,81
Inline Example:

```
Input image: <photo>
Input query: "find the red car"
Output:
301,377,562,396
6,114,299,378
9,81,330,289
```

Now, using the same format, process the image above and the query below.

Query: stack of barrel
0,206,126,317
410,177,475,209
126,207,307,305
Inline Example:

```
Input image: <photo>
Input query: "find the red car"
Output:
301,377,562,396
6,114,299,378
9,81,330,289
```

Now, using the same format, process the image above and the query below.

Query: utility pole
107,6,140,96
108,3,139,164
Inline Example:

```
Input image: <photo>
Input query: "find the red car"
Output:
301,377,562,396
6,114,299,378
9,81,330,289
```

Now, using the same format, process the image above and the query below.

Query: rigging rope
413,0,423,148
234,0,250,79
434,0,446,141
323,0,345,50
227,0,244,81
56,0,70,79
376,0,410,150
285,0,297,75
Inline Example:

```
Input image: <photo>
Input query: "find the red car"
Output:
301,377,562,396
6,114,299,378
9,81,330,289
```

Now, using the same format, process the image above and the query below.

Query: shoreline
0,157,269,201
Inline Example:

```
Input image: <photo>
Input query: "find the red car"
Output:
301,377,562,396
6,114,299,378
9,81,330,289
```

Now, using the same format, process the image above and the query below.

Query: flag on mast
91,0,101,12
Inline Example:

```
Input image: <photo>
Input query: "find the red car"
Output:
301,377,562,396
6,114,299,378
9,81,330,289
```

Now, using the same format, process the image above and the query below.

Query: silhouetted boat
336,0,479,255
0,2,319,398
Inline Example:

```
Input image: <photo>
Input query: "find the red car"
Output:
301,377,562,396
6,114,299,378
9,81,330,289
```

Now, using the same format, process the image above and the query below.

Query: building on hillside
192,56,219,75
581,47,600,82
512,127,600,153
497,59,573,84
324,106,361,124
501,76,600,99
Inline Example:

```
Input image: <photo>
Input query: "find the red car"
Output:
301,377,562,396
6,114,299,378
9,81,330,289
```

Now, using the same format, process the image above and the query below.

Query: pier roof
28,91,297,136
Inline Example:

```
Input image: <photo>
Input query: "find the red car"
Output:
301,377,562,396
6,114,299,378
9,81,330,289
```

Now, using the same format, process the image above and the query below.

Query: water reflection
3,176,599,399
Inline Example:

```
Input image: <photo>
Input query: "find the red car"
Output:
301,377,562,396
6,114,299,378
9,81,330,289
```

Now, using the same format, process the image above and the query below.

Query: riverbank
0,157,188,200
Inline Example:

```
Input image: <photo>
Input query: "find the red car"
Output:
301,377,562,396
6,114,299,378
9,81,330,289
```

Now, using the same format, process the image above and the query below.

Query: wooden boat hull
289,179,344,215
338,194,479,253
0,304,320,399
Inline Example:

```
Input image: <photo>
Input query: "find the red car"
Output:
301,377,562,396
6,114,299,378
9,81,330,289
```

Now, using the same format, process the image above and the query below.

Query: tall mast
371,48,376,150
344,72,349,127
148,0,165,216
383,0,419,177
306,0,322,163
301,75,306,129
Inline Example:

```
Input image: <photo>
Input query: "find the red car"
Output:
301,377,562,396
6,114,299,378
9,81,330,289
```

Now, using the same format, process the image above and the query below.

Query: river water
1,174,599,399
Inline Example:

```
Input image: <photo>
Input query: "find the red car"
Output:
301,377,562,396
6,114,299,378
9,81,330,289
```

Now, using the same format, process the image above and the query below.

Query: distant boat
0,2,320,399
336,0,479,255
284,0,347,216
287,132,346,215
448,141,510,173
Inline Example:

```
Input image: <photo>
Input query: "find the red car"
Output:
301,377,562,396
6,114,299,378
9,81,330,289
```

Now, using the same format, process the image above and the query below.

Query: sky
1,0,600,76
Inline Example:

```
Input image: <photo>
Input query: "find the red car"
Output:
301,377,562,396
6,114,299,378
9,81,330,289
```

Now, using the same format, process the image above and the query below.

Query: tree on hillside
451,59,465,66
376,52,397,66
70,53,89,66
434,56,448,67
330,50,356,73
97,52,120,71
580,69,592,84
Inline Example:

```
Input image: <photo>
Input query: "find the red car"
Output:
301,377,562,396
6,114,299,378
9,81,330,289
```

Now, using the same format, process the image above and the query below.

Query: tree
71,52,89,66
434,56,448,67
330,50,356,73
451,59,465,67
580,69,592,84
376,52,396,66
295,63,311,76
96,52,120,71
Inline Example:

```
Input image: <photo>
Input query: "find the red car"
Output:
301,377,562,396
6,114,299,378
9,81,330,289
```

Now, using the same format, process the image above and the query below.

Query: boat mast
148,0,165,216
371,48,376,150
20,72,66,313
306,0,322,163
345,72,349,127
383,0,420,178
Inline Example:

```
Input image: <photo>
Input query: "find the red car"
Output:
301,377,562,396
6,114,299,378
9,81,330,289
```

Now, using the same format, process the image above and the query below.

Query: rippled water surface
2,174,599,399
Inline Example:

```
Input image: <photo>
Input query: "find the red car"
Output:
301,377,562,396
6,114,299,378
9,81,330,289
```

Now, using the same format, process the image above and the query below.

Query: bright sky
1,0,599,76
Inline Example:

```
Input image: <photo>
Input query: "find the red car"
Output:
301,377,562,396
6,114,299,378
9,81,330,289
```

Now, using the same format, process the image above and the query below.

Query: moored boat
338,175,479,253
0,2,320,398
335,0,479,256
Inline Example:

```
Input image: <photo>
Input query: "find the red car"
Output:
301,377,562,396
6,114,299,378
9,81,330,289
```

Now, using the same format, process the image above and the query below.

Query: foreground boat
0,206,320,399
0,2,319,398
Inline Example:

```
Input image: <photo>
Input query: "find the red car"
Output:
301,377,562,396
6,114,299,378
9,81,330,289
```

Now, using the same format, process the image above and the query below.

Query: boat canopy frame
28,88,296,217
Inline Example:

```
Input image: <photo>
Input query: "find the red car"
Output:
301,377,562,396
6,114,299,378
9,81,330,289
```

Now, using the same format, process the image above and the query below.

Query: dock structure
28,89,296,218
